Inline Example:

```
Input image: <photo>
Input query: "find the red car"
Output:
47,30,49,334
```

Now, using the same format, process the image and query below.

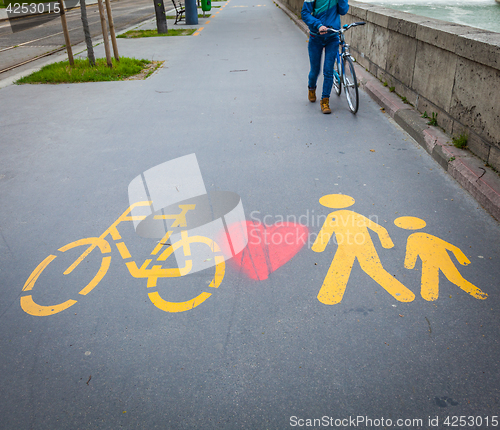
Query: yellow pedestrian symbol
395,216,488,301
312,194,415,305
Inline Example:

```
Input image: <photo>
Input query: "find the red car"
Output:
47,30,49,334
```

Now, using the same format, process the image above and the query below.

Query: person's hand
318,25,328,34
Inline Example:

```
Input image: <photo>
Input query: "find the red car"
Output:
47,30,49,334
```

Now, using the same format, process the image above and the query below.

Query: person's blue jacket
301,0,349,34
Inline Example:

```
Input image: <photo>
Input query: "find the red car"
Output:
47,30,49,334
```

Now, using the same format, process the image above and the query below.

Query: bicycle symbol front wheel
146,235,226,313
20,237,111,316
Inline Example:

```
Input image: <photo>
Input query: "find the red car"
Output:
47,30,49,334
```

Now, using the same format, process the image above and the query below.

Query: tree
154,0,168,34
80,0,96,66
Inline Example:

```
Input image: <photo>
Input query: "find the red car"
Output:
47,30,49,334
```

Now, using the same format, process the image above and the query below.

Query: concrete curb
274,0,500,223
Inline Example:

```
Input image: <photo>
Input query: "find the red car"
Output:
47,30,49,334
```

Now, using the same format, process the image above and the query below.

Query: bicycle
312,21,366,114
20,201,225,316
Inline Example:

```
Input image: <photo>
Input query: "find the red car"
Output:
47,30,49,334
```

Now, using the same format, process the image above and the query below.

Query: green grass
452,132,468,149
427,112,438,126
117,28,196,38
422,111,438,126
165,13,211,19
16,57,152,84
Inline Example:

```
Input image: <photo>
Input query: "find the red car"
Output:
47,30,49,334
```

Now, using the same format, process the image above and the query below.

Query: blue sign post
185,0,198,25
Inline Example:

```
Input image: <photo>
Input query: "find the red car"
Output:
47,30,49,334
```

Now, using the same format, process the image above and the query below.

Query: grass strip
16,57,152,84
117,28,196,38
164,13,211,19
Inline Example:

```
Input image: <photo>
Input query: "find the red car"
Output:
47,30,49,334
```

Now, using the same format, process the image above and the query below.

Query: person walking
301,0,349,114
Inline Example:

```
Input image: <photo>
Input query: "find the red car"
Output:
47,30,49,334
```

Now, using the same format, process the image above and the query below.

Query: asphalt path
0,0,500,428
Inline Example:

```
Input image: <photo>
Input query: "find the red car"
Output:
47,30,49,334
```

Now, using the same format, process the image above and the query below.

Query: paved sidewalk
1,0,499,428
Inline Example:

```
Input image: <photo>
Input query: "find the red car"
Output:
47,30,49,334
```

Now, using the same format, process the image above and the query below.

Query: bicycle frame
334,29,349,84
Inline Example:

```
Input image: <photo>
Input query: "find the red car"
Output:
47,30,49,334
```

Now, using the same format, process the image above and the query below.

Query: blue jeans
308,32,339,100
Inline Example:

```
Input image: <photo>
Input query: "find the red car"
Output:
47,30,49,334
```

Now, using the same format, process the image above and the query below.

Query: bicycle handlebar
310,21,365,36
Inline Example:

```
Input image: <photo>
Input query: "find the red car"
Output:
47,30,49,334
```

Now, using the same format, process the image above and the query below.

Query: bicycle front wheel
343,56,359,114
333,55,342,96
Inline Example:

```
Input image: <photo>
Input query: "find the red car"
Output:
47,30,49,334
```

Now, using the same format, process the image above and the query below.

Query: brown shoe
321,97,331,114
308,87,316,103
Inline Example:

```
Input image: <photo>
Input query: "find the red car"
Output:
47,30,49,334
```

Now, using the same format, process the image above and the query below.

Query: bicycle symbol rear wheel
20,237,111,316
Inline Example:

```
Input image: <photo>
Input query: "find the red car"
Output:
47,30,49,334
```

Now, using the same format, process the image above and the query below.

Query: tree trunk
80,0,95,66
97,0,113,67
58,0,74,65
154,0,168,34
104,0,119,61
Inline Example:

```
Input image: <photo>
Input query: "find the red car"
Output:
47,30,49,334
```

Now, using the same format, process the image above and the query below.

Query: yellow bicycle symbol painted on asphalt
20,201,225,316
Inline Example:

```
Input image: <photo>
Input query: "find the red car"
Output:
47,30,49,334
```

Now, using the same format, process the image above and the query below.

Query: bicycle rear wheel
343,56,359,114
333,55,341,96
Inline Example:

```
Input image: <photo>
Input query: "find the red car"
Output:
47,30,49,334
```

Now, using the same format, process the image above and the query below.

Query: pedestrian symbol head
394,216,426,230
319,194,355,209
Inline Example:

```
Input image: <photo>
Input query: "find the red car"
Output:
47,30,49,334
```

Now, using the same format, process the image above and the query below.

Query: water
357,0,500,33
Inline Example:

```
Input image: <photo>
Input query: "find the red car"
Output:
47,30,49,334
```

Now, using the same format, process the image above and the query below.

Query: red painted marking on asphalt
221,221,308,281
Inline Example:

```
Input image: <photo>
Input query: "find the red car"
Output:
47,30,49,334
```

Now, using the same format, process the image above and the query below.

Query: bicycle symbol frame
21,201,225,316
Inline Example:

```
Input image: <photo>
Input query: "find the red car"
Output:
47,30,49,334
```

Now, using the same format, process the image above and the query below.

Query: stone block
450,57,500,147
345,15,370,58
394,108,429,150
366,9,389,29
488,145,500,172
397,85,418,108
455,32,500,71
387,13,418,38
432,144,451,171
451,122,468,140
415,97,453,135
416,22,478,53
412,40,456,112
377,69,391,86
348,4,367,21
386,31,417,87
468,132,491,162
364,22,388,70
369,60,379,77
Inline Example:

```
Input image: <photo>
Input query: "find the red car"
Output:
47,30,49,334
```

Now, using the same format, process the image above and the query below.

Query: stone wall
287,0,500,170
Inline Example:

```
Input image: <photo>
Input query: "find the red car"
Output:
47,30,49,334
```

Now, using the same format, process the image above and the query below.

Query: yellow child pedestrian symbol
312,194,415,305
395,216,487,301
